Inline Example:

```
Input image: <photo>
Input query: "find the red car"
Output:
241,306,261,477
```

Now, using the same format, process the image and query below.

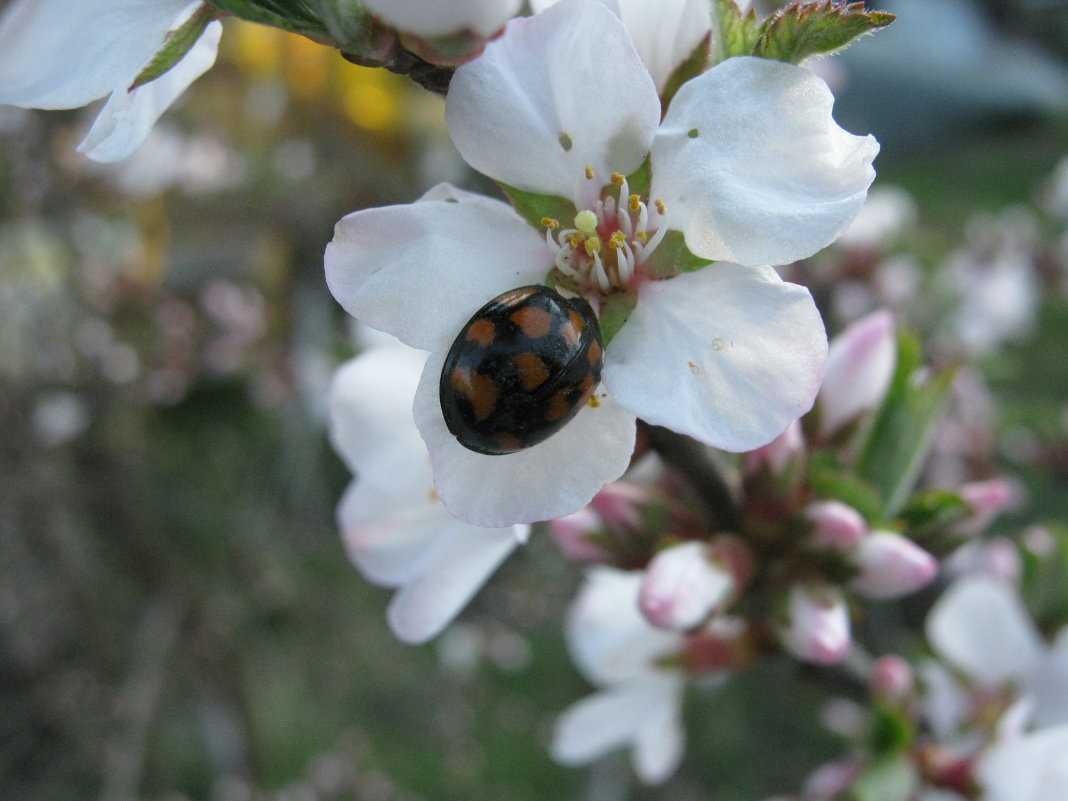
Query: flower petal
325,185,550,352
337,479,445,586
1028,629,1068,728
413,353,636,526
328,348,429,477
551,675,684,773
567,567,681,685
631,677,686,784
977,725,1068,801
77,20,221,162
603,263,827,451
529,0,711,94
446,0,660,200
362,0,520,37
926,576,1045,685
0,0,198,108
386,524,524,644
652,56,879,265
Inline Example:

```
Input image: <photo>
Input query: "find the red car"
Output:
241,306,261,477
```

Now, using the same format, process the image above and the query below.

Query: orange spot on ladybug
510,305,553,339
493,432,523,453
559,309,586,347
465,318,496,347
514,351,550,391
450,367,498,422
586,339,602,366
545,390,572,422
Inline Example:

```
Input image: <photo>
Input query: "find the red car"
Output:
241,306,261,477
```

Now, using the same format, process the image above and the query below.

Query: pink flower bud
956,477,1021,534
806,500,867,549
870,654,914,701
850,531,938,600
549,507,610,563
639,541,733,630
779,584,851,665
818,309,896,437
744,419,804,477
588,482,650,531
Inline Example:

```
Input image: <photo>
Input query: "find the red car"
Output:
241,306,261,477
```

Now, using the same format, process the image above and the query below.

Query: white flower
326,0,877,526
0,0,221,162
328,343,528,643
530,0,712,94
361,0,521,38
926,576,1068,729
977,724,1068,801
550,566,686,784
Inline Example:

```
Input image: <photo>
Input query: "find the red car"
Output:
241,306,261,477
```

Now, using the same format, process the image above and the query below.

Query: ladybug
439,285,604,455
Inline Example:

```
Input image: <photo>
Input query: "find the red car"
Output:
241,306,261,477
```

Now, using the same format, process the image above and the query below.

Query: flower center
541,167,668,300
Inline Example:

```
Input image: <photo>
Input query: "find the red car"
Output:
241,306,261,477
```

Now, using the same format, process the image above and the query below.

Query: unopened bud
806,500,867,549
818,309,896,438
639,541,733,630
850,531,938,600
549,507,610,563
778,584,851,665
871,654,914,701
745,419,804,477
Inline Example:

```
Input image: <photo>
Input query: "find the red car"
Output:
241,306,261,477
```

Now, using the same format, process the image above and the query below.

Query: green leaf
898,489,970,551
499,184,578,234
130,5,224,91
625,157,652,199
661,33,710,109
868,702,914,755
807,455,884,523
851,753,916,801
599,292,638,345
710,0,763,65
208,0,329,38
642,230,712,278
857,331,957,518
753,1,895,64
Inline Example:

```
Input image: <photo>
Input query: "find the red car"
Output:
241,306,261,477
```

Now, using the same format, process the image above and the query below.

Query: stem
643,423,741,533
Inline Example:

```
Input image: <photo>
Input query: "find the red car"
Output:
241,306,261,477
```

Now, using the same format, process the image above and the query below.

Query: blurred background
2,2,1068,799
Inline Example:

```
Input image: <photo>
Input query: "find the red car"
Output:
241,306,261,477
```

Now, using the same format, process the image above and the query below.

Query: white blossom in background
926,575,1068,730
551,567,687,784
326,0,878,527
361,0,521,38
328,344,528,644
0,0,221,162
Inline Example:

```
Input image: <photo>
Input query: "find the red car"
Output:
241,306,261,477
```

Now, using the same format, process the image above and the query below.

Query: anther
629,194,641,211
611,172,625,186
585,165,595,180
655,199,666,215
542,217,560,229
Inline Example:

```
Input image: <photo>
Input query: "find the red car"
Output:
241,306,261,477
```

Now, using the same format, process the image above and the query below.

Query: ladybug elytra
439,285,604,455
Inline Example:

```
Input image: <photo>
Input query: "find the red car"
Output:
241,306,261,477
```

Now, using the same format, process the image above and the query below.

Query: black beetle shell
439,285,603,455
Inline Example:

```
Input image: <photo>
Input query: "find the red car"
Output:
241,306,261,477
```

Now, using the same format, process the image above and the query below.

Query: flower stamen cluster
542,169,668,297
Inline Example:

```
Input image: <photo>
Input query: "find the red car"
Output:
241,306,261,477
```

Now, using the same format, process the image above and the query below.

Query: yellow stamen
565,231,587,248
584,237,602,256
585,165,595,180
611,172,625,186
542,217,560,229
635,230,649,243
655,199,666,215
629,194,641,211
609,232,627,249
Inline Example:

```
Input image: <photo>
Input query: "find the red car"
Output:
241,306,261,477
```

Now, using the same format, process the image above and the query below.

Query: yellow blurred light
283,34,331,102
228,22,284,77
340,68,403,133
